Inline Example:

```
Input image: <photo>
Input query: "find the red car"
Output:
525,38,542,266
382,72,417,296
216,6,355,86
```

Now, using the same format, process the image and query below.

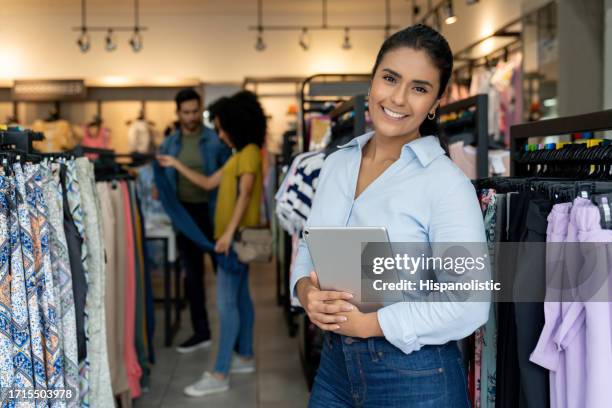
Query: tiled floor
135,260,309,408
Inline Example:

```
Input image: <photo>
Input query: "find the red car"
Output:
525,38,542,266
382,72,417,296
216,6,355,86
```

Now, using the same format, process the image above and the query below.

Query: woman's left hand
215,231,233,254
329,302,382,339
328,301,367,338
157,155,179,168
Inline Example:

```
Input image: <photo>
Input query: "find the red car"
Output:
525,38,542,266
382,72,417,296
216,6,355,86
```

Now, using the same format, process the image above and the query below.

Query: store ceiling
8,0,413,16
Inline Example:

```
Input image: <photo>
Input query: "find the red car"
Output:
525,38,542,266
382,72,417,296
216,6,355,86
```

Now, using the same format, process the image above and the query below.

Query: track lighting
105,29,117,51
299,28,311,51
443,0,458,25
255,28,266,51
129,29,143,52
342,28,351,50
76,29,90,53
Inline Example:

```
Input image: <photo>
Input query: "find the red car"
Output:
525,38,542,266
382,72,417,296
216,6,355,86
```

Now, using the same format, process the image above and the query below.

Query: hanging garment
13,163,50,393
449,142,510,180
513,196,552,408
136,164,169,227
81,126,111,150
134,193,156,365
0,175,15,391
128,120,153,154
59,164,87,366
495,192,525,408
530,202,572,408
7,174,35,391
128,182,149,390
531,198,612,408
275,151,325,235
32,119,77,153
64,160,91,408
121,181,142,398
104,183,130,397
25,163,66,404
75,159,114,407
44,163,80,406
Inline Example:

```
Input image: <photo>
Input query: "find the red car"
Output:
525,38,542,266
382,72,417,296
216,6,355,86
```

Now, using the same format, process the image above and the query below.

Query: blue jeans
213,251,255,375
309,333,471,408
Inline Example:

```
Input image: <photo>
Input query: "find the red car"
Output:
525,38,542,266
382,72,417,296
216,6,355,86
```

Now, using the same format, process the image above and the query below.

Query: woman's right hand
297,271,355,331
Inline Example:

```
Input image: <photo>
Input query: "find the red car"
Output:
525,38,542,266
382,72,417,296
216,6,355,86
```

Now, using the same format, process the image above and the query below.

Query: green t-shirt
214,144,263,239
177,132,209,203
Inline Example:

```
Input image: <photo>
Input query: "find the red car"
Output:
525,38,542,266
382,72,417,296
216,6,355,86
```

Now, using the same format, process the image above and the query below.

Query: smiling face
369,47,442,141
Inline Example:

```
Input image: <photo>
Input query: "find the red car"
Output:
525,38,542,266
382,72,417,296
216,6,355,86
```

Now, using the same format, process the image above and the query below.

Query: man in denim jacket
159,88,231,353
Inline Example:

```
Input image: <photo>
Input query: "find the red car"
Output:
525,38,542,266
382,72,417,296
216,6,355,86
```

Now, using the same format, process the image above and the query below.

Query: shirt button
344,337,354,345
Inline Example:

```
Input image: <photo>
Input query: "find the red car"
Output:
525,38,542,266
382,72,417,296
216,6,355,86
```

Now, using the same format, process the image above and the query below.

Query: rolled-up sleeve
377,179,491,354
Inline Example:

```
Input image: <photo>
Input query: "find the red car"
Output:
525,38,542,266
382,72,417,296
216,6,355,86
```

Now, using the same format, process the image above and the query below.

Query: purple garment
574,204,612,408
530,202,571,408
531,198,612,408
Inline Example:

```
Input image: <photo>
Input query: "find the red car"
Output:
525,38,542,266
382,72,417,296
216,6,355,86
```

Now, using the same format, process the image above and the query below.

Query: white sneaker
184,372,229,397
230,355,256,374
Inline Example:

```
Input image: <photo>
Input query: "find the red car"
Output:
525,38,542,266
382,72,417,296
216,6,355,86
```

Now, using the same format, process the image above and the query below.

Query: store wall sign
12,80,87,101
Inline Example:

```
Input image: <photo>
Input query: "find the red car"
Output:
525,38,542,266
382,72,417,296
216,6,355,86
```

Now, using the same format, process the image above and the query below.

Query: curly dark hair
214,91,267,150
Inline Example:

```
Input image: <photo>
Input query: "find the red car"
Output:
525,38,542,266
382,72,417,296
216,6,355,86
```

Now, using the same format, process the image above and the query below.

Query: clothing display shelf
452,17,522,76
329,94,367,141
299,73,370,151
0,127,44,153
440,94,489,179
510,109,612,177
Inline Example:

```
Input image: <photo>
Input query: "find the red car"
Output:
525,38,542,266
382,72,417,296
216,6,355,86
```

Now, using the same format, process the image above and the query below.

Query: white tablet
303,226,401,312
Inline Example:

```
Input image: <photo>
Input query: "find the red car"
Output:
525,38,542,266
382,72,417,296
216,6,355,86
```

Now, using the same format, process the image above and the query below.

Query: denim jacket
159,126,231,222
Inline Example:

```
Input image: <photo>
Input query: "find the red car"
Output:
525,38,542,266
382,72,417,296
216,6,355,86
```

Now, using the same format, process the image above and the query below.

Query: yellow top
31,119,76,152
214,144,263,239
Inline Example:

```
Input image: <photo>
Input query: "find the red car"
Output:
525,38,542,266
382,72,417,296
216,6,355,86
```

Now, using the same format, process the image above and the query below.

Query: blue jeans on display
309,333,471,408
214,250,255,375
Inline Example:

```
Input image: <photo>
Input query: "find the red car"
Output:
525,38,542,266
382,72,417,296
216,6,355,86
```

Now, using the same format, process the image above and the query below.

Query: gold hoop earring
427,112,436,120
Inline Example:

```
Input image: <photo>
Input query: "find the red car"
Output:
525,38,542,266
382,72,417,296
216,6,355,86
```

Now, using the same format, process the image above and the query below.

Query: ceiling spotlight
76,29,90,53
255,28,266,51
342,28,352,50
299,28,311,51
255,35,266,52
105,29,117,51
129,29,143,52
443,0,458,25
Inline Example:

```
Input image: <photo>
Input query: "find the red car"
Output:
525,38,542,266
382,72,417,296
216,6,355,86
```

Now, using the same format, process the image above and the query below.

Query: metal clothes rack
0,127,44,153
440,94,490,179
329,94,367,140
272,74,370,337
299,73,370,151
509,109,612,177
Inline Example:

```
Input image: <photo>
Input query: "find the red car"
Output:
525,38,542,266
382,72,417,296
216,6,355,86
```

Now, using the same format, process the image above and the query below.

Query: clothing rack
0,127,45,153
328,94,367,141
440,94,490,179
299,73,370,151
272,73,370,335
509,109,612,177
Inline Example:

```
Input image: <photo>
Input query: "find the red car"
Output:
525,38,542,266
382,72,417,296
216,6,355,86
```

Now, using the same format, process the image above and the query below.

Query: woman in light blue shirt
292,24,489,407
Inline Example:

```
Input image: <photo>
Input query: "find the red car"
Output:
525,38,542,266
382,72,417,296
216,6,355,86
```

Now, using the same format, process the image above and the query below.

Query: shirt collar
336,132,445,167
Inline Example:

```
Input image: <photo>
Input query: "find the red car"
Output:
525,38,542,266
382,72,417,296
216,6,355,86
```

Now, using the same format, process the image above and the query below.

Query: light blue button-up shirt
290,131,490,354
